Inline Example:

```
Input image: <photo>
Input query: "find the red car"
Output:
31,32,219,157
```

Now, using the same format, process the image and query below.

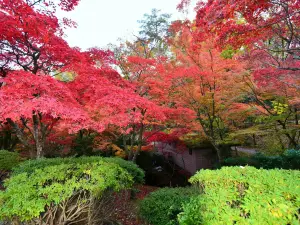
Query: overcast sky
57,0,197,50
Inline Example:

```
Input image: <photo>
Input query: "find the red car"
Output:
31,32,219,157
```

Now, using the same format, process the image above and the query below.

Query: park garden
0,0,299,224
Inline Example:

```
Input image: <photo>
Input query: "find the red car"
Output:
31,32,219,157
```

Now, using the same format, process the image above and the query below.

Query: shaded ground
112,185,158,225
0,171,9,190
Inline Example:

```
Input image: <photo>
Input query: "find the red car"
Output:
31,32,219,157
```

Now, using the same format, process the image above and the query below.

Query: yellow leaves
271,101,288,115
271,210,282,218
270,204,290,218
126,145,138,151
84,169,91,175
111,144,126,158
236,17,246,25
191,23,198,32
55,71,76,82
114,151,126,158
143,120,162,125
111,144,123,152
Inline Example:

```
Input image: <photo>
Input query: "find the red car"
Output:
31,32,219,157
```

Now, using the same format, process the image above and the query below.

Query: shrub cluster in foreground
12,156,144,183
140,167,300,225
180,167,300,224
139,187,199,225
0,156,144,225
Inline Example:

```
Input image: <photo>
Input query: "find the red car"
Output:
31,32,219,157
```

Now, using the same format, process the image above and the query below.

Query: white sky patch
57,0,197,50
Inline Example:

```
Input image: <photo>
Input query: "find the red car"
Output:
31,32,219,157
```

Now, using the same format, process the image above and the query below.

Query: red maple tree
0,70,92,158
0,0,166,159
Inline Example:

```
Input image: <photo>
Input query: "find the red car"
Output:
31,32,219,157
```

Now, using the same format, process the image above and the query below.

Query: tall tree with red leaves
0,0,163,159
0,71,92,158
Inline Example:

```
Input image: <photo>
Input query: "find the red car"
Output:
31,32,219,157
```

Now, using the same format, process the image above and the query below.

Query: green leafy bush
0,150,22,171
220,149,300,169
178,167,300,225
103,157,145,183
13,156,144,183
139,187,198,225
0,156,143,224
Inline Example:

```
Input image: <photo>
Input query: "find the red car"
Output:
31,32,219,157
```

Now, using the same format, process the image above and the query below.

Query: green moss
182,135,241,149
181,135,212,149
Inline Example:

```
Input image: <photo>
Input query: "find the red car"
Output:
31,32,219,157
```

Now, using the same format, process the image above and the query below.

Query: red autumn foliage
0,70,93,157
0,0,83,76
0,0,170,159
179,0,300,85
1,0,299,159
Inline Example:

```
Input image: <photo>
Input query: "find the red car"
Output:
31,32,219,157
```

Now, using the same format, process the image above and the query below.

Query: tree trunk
6,119,29,148
132,123,144,163
122,135,129,156
197,115,223,162
252,134,257,146
295,108,299,125
36,140,43,159
128,134,135,161
277,120,298,148
33,114,44,158
210,139,222,162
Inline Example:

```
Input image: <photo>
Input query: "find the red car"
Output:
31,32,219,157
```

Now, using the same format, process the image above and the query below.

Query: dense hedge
0,156,144,224
13,156,144,183
0,150,22,171
139,187,198,225
219,149,300,169
178,167,300,225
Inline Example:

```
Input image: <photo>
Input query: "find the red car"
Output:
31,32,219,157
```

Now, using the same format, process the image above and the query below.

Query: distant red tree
177,0,300,149
144,20,247,160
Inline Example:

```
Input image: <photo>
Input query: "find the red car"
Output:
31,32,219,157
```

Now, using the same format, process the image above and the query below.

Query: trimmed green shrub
178,167,300,225
103,157,145,183
220,149,300,170
0,150,22,171
0,156,143,224
13,156,144,183
139,187,198,225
